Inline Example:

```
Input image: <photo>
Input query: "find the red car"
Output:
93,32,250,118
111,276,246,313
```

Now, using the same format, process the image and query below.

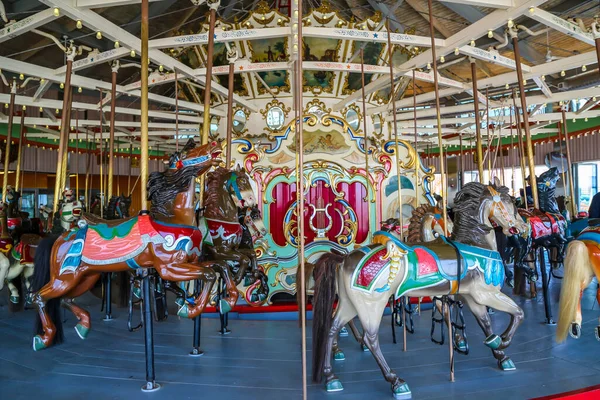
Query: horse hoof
339,327,349,337
499,358,516,371
326,379,343,392
487,308,495,315
455,339,468,353
218,328,231,335
570,323,581,339
74,324,90,340
484,334,502,350
362,344,370,352
32,335,46,352
595,326,600,341
218,299,232,314
175,297,185,307
393,382,412,399
334,349,345,361
177,304,189,318
133,287,142,299
9,295,19,304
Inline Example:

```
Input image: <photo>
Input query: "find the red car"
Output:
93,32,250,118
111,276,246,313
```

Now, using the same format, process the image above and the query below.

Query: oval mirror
266,106,285,131
233,109,247,133
346,108,359,131
210,116,219,135
373,114,383,135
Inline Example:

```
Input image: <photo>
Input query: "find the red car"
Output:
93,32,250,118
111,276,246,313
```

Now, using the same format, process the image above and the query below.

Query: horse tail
296,261,315,327
557,240,591,343
311,251,344,384
32,235,63,345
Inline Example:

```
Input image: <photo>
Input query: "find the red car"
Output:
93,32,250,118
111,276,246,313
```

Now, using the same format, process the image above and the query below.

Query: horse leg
155,262,216,319
23,263,34,305
62,274,102,340
208,261,239,313
357,299,411,399
323,298,358,391
6,261,25,303
435,296,467,353
0,253,9,290
346,319,366,349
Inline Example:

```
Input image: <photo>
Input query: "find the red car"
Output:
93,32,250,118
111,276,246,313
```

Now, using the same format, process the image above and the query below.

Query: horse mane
148,164,204,218
203,167,232,218
407,204,436,244
451,182,505,247
537,168,560,213
105,196,118,219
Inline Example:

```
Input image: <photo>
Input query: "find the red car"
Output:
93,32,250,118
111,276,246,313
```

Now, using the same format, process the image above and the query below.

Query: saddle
82,212,137,228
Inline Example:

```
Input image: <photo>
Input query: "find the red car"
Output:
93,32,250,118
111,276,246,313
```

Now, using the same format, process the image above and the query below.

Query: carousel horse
30,140,234,351
405,203,454,244
312,182,527,398
104,194,132,220
518,168,568,324
199,165,269,307
556,222,600,343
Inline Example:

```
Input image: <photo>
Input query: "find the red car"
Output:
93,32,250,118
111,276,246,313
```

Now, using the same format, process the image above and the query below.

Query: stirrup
394,297,415,334
430,296,446,345
450,298,469,355
127,274,143,332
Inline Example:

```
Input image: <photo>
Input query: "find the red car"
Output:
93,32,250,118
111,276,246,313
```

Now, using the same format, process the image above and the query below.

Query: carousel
1,0,600,399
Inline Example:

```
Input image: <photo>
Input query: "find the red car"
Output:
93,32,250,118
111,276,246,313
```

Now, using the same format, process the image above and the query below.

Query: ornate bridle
487,186,520,235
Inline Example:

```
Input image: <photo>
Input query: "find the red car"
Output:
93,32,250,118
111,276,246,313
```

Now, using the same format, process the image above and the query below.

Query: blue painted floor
1,272,600,400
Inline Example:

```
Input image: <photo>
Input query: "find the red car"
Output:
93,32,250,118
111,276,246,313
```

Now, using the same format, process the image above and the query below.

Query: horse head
485,184,528,237
226,165,256,208
169,139,222,175
536,167,560,191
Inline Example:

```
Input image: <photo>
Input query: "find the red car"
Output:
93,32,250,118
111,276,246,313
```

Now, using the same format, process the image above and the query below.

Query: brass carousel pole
560,106,576,218
199,1,218,208
459,134,463,190
360,48,371,241
486,88,491,183
59,91,73,194
510,115,517,196
386,19,403,239
85,128,91,210
175,71,179,151
107,62,119,200
512,90,528,209
469,58,484,182
511,29,538,209
2,80,16,202
75,111,79,197
99,90,105,218
53,51,74,213
128,141,133,194
426,0,452,382
14,109,25,192
225,45,237,167
413,71,418,205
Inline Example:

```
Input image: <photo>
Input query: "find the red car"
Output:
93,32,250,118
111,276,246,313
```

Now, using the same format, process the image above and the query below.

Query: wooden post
470,60,484,182
53,53,74,213
360,48,370,241
2,81,16,202
108,62,118,200
427,0,451,381
14,109,25,192
386,19,402,237
511,34,538,209
560,106,577,217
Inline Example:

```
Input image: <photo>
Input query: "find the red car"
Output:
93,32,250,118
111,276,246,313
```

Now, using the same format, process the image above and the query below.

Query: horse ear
235,164,242,172
491,176,501,187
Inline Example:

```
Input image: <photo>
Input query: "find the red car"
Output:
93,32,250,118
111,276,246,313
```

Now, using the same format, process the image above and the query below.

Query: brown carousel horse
312,182,527,398
200,165,268,307
30,140,235,351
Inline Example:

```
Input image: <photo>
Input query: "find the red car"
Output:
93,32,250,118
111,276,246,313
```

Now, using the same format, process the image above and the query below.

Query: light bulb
55,108,59,114
22,105,26,110
488,30,493,38
53,7,60,17
32,125,36,129
529,7,535,14
594,97,597,101
427,63,431,70
522,78,526,84
159,65,164,72
39,107,43,112
277,18,282,23
78,87,82,93
454,47,459,55
40,78,45,83
582,65,587,72
96,31,102,40
114,41,120,49
572,119,576,122
19,73,24,80
507,19,514,28
505,83,509,89
541,75,545,81
560,70,566,77
130,49,136,57
470,39,475,46
60,82,64,89
585,117,588,122
440,55,445,63
76,20,82,29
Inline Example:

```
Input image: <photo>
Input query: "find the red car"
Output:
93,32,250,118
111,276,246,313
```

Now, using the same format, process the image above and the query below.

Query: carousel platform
1,276,599,400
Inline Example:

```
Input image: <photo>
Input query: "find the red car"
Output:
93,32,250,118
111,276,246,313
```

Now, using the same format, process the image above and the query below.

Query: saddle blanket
205,218,242,245
520,210,566,238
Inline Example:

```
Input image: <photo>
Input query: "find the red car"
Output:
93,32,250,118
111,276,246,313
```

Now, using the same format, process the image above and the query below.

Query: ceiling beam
405,0,454,38
75,0,175,7
527,7,595,46
0,8,58,44
439,0,514,8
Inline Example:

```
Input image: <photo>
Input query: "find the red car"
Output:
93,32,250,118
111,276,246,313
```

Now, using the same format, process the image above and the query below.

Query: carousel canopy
0,0,599,154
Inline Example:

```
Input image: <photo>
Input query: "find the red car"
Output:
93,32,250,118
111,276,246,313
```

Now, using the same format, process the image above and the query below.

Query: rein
226,173,243,202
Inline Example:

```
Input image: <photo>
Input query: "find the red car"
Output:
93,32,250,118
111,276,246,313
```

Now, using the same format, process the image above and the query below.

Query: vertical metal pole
386,19,403,238
140,269,159,391
174,71,179,152
85,129,90,210
140,0,150,212
75,111,79,197
99,92,104,219
427,0,451,380
470,60,484,182
427,0,448,237
510,111,516,196
53,56,74,213
2,82,16,202
294,0,307,397
199,5,217,208
14,110,25,192
486,88,491,183
225,59,235,167
103,272,113,321
512,92,528,209
560,107,577,217
512,35,538,209
128,142,133,194
190,280,203,356
108,65,118,200
60,92,73,194
360,49,371,240
458,134,463,190
413,71,418,206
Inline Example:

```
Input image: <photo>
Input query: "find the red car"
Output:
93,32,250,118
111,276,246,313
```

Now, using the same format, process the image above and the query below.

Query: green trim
88,217,137,239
